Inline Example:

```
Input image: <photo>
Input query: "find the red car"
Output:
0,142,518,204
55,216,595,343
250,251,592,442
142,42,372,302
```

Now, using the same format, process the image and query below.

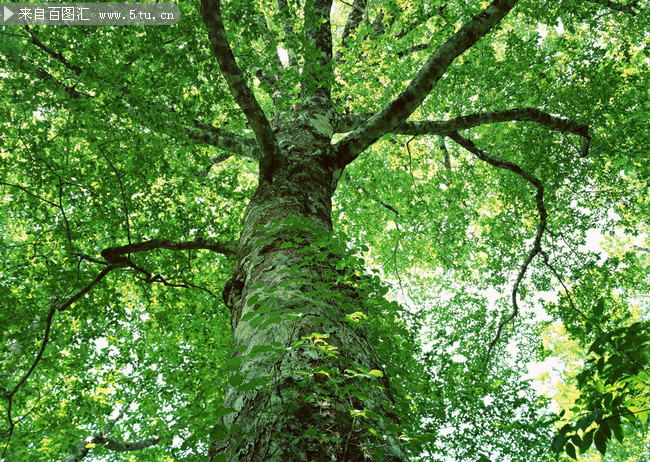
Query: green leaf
213,407,238,419
607,416,624,443
209,424,228,441
228,373,245,387
551,433,566,454
224,357,242,372
580,429,594,453
594,429,607,455
565,441,577,459
599,419,611,439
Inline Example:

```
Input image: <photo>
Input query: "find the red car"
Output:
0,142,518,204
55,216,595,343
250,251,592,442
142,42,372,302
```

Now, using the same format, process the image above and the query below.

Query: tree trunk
211,122,404,461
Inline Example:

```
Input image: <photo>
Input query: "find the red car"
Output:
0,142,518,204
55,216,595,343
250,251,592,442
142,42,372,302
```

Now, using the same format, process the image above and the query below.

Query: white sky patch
172,436,184,448
482,395,495,407
278,48,289,66
109,406,122,420
526,356,564,409
94,337,109,351
580,228,605,254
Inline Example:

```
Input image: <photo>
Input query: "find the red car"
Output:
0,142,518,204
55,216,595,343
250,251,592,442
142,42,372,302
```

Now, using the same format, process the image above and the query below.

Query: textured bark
211,114,404,461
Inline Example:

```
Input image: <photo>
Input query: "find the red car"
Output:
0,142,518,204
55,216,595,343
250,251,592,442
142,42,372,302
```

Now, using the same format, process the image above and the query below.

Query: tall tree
1,0,648,461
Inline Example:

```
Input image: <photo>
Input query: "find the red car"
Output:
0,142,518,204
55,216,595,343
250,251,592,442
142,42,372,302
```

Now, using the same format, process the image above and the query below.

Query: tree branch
4,51,91,99
100,238,236,263
56,238,234,313
56,265,123,312
334,0,519,166
301,0,334,103
63,432,163,462
1,236,234,446
444,132,547,365
98,141,132,245
24,26,82,75
201,0,279,182
395,108,589,138
0,181,59,208
184,124,261,159
2,305,57,460
3,37,259,161
335,108,591,156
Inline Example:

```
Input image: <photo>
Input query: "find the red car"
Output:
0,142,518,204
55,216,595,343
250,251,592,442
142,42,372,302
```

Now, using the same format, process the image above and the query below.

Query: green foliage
1,0,649,460
551,319,650,459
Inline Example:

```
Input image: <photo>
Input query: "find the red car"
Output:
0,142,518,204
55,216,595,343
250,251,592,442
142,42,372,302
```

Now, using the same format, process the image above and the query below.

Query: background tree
1,0,648,461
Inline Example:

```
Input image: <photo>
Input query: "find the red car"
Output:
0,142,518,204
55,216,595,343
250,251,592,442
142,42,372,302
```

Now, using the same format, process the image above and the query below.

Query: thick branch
445,132,547,364
335,0,518,166
101,238,236,263
201,0,279,182
335,108,591,155
393,108,590,139
301,0,334,103
63,433,163,462
184,125,261,159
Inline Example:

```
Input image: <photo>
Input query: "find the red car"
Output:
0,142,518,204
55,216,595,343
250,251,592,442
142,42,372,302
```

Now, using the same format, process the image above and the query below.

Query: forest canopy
1,0,649,461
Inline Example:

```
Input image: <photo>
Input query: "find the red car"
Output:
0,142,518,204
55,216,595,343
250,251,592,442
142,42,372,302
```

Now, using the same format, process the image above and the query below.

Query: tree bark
211,120,404,461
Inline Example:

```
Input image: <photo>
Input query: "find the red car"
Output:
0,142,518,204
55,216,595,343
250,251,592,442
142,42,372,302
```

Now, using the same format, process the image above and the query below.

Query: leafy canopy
1,0,649,460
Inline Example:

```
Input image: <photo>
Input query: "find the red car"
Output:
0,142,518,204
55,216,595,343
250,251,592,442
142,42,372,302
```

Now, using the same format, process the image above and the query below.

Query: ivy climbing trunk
211,124,405,461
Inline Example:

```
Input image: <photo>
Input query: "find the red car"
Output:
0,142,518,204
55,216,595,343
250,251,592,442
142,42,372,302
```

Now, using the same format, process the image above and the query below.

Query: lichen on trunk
211,137,406,461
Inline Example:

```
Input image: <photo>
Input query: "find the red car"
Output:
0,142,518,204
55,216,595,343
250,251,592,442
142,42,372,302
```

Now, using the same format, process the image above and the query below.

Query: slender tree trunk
211,122,404,461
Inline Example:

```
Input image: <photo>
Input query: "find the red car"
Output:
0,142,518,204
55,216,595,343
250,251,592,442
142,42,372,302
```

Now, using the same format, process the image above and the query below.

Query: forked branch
335,0,519,166
1,237,234,454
